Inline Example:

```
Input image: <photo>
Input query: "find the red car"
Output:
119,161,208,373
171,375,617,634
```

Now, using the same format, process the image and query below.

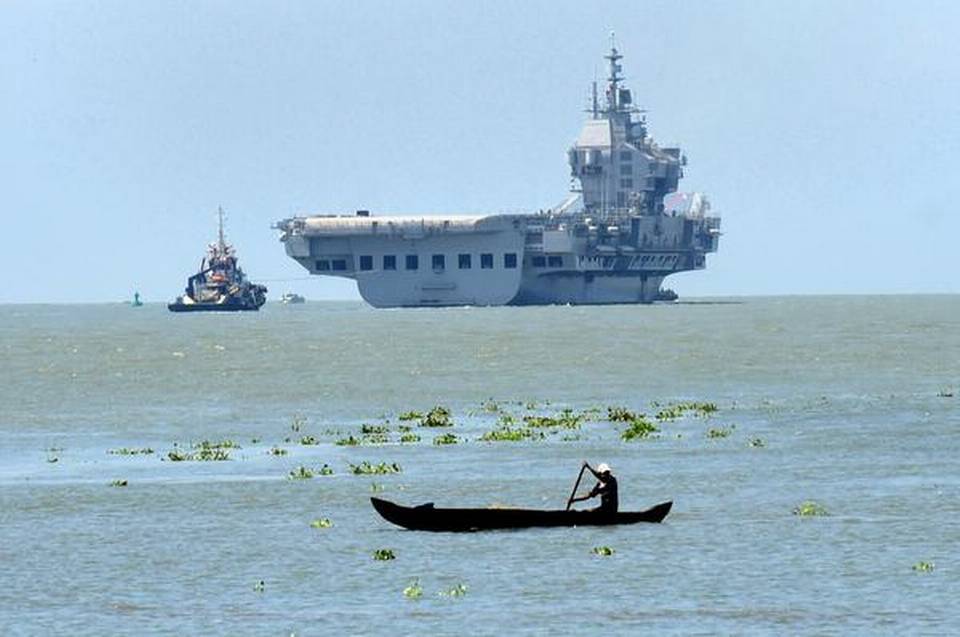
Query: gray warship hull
276,40,721,308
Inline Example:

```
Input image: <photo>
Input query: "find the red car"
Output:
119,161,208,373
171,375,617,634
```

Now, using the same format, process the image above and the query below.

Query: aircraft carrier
275,40,721,307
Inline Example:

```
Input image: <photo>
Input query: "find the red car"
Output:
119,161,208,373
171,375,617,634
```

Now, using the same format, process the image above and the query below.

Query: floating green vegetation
912,561,935,572
523,409,583,429
592,546,615,556
299,435,319,446
335,435,361,446
350,461,402,475
310,518,333,529
479,427,543,442
108,447,154,456
399,432,421,444
403,579,423,599
621,417,660,441
268,446,288,456
109,479,128,487
793,500,829,517
318,464,334,476
288,465,314,480
419,406,453,428
654,401,719,421
398,411,422,421
439,583,469,597
706,426,734,439
361,424,390,435
253,580,265,593
194,439,240,450
166,443,231,462
607,407,639,422
362,433,390,445
193,447,231,461
372,548,396,561
748,437,766,448
433,433,459,445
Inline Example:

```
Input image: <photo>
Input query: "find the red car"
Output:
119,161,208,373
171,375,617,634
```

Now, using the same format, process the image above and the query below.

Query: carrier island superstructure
275,42,721,307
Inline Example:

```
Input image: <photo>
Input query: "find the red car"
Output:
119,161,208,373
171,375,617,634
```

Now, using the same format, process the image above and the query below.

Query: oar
565,464,587,511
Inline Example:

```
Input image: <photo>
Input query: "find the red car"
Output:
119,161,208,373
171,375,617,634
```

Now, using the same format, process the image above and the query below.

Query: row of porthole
315,252,568,273
317,252,518,273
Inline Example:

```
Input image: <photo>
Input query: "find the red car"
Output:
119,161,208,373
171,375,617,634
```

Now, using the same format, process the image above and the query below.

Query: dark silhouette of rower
570,462,618,513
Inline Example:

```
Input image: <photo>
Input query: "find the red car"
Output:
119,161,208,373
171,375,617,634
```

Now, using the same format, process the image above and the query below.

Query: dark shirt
589,475,618,513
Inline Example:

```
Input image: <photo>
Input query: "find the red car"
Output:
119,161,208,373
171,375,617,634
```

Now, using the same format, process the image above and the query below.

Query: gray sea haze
1,296,958,635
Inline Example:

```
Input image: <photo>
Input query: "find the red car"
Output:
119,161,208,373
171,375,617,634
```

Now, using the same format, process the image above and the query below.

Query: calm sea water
1,296,958,635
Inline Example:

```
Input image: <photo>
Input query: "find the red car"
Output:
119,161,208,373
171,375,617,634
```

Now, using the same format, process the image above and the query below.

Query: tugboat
168,208,267,312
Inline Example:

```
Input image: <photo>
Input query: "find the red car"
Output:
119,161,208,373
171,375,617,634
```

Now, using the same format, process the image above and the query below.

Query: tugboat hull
167,301,262,312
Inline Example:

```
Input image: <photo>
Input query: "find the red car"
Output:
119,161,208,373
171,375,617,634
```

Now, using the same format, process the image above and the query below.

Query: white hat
597,463,611,474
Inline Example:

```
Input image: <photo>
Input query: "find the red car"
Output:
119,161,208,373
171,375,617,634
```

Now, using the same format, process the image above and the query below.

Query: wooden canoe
370,497,672,532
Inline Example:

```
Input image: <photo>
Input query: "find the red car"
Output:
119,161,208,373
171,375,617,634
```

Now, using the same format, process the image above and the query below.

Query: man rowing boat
568,462,618,513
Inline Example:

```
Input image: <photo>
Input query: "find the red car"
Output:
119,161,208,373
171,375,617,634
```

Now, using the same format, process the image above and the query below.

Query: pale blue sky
2,1,958,303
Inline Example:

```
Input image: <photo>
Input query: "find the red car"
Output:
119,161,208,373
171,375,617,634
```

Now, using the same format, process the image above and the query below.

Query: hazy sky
2,0,958,303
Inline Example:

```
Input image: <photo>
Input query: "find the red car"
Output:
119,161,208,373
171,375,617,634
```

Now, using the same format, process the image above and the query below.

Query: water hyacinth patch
109,479,128,487
192,447,231,461
912,561,935,572
592,546,614,556
621,417,659,441
523,409,583,429
654,401,719,421
288,465,314,480
108,447,154,456
479,427,542,442
403,579,423,599
399,432,420,444
748,437,766,448
318,464,334,476
706,426,734,439
350,461,402,475
268,446,288,456
398,411,422,422
419,406,453,428
195,439,240,450
433,433,459,445
166,442,231,461
361,424,389,435
309,518,333,529
607,407,638,422
335,435,362,446
253,580,265,593
299,435,319,446
372,548,395,561
793,500,829,517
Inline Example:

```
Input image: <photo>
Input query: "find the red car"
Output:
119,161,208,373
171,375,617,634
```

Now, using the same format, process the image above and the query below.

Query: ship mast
217,206,227,251
604,32,623,115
